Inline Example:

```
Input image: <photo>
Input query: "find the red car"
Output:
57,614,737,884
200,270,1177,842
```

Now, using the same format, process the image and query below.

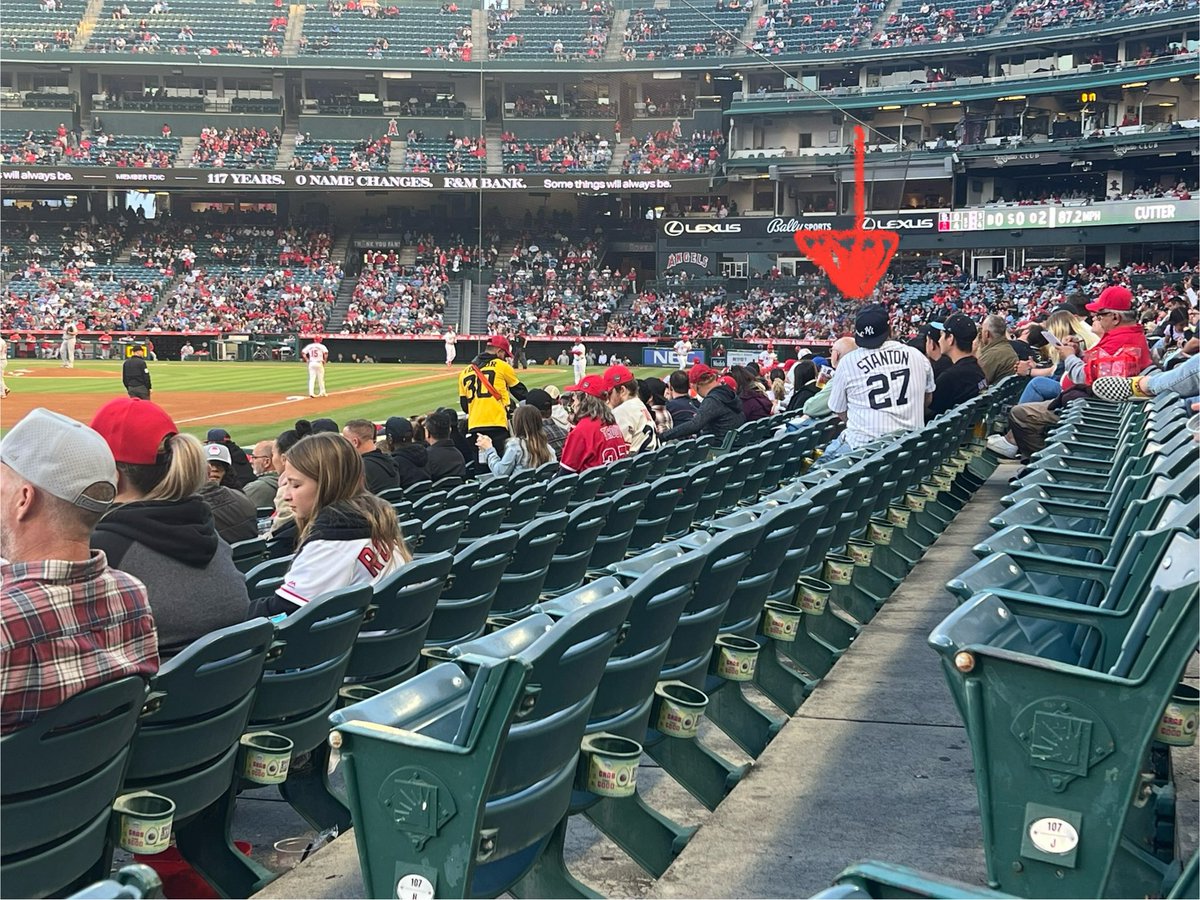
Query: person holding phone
1014,311,1084,404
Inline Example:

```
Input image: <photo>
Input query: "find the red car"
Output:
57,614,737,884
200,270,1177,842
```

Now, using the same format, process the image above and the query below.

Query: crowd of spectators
403,133,486,172
622,128,724,174
2,271,164,332
146,264,339,332
1,126,176,167
750,0,880,54
501,131,611,172
289,135,392,171
486,234,640,335
340,259,447,334
1007,0,1104,30
189,125,282,168
486,1,613,60
875,1,1001,47
125,223,334,273
988,177,1194,205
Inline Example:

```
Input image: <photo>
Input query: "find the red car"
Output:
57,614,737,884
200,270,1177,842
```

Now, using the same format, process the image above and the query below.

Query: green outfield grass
2,359,674,446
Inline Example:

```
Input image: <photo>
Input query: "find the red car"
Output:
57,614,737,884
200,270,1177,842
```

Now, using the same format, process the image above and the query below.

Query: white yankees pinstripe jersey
827,341,936,448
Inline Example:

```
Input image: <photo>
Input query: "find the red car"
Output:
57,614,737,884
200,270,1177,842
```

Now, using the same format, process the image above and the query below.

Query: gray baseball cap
0,408,117,513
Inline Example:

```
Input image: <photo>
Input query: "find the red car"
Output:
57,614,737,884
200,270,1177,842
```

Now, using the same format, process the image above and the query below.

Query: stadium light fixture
998,95,1026,101
922,102,937,107
1158,102,1176,107
1169,77,1181,82
879,104,902,110
1120,81,1148,89
951,100,962,106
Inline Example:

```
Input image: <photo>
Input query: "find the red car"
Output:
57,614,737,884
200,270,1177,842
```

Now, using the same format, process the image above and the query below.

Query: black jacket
426,439,467,482
362,448,400,494
198,482,258,544
661,384,745,443
122,355,151,391
391,443,432,490
666,396,698,425
223,441,256,489
787,380,820,412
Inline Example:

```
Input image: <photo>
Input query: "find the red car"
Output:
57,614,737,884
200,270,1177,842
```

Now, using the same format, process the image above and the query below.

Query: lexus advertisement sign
659,215,940,240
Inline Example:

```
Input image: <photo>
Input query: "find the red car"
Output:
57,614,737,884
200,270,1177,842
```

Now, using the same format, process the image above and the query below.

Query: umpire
123,345,151,399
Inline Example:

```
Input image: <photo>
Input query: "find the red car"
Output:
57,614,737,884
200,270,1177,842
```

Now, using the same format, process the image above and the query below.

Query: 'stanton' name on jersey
855,348,912,374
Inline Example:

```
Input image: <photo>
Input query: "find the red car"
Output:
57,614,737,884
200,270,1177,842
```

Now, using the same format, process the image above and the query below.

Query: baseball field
1,359,674,443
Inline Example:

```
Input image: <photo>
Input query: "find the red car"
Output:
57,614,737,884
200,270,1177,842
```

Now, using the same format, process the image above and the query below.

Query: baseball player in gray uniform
824,304,935,458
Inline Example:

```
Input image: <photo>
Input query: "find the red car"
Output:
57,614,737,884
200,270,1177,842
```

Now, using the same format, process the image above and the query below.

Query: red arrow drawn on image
792,126,899,299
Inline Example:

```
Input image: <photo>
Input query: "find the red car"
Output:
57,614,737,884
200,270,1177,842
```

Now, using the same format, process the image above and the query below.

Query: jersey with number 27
827,341,935,448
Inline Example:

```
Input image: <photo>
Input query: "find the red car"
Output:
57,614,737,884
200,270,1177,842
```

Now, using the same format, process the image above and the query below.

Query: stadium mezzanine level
726,54,1198,114
0,4,1192,70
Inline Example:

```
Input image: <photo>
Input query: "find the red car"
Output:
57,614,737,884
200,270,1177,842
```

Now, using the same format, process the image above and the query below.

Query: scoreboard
938,198,1198,233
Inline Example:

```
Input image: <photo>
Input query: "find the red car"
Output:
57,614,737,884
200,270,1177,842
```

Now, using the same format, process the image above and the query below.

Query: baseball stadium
0,0,1197,895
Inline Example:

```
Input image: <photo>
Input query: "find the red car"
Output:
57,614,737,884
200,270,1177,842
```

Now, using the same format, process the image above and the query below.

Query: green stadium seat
541,498,612,596
414,505,470,555
586,483,651,572
343,552,454,690
243,584,373,834
489,513,569,617
502,482,547,526
1,677,148,899
424,531,520,648
929,536,1198,899
125,620,277,899
332,581,635,897
626,473,687,555
457,495,510,547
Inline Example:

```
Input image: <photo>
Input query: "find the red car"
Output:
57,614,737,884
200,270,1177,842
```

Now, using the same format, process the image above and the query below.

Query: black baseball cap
206,428,231,442
524,389,554,413
310,418,339,434
941,313,978,345
854,304,889,349
384,416,413,442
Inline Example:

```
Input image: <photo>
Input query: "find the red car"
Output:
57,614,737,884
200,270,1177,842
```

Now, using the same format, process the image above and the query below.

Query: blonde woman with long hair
89,397,249,657
1016,310,1085,404
275,433,412,613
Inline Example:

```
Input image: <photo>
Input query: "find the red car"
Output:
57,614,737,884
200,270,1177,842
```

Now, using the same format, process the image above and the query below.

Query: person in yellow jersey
458,334,527,470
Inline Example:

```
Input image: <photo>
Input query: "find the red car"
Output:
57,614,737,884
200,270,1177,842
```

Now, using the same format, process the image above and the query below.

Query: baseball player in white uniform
444,329,457,366
60,322,78,368
758,343,777,372
571,338,587,384
302,339,329,397
0,335,8,397
825,304,935,458
672,337,692,367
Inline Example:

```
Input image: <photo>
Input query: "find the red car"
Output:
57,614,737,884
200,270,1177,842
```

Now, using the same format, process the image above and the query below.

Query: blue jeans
1147,355,1200,408
1018,376,1062,405
823,434,851,459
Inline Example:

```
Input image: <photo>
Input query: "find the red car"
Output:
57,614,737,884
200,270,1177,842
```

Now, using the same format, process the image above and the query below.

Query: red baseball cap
603,364,635,389
565,374,609,397
487,335,512,355
719,374,738,391
1085,285,1133,313
89,397,178,465
687,363,718,386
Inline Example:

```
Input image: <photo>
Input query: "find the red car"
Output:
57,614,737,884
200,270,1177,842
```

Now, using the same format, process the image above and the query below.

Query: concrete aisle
646,472,1014,899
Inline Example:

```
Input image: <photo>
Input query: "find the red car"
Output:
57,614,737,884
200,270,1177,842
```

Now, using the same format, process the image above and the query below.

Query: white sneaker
986,434,1020,459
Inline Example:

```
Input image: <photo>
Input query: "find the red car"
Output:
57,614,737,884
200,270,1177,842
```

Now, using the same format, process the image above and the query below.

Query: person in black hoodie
423,410,467,481
665,369,698,426
660,363,745,443
384,416,433,490
786,360,820,412
206,427,255,489
341,419,399,494
89,397,250,658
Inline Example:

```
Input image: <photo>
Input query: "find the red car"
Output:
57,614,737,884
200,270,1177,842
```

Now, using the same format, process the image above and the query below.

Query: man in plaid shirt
1,408,158,735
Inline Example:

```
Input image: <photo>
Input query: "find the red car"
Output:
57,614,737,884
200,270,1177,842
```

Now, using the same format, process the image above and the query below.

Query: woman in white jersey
272,433,412,613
